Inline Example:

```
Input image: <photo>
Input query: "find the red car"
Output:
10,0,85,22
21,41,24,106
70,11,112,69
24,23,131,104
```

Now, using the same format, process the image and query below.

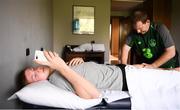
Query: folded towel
72,43,92,52
72,43,105,52
92,44,105,52
73,48,85,52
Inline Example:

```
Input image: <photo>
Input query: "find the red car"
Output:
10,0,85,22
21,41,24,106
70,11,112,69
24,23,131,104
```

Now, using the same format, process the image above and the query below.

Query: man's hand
174,67,180,72
34,51,67,70
133,63,156,69
67,57,84,66
133,64,145,68
142,63,156,69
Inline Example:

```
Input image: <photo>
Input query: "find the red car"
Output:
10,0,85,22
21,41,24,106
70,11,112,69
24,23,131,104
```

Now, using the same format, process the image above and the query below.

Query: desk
64,51,104,64
63,45,105,64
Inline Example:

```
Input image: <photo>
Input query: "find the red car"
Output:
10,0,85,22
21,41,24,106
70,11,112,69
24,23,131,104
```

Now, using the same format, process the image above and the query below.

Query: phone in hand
34,50,48,62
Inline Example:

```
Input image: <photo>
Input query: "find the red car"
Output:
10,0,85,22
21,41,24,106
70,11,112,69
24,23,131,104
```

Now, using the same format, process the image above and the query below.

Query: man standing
121,10,179,68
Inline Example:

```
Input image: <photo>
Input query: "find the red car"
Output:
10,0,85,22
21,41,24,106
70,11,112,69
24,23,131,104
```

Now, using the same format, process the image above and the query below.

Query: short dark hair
132,10,149,24
16,68,28,90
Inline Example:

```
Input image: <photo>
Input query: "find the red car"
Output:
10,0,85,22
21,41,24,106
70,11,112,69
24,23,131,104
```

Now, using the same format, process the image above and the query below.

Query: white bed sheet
125,65,180,110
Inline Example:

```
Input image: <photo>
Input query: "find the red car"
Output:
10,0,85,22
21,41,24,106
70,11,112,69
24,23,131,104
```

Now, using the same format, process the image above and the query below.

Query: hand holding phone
34,50,48,62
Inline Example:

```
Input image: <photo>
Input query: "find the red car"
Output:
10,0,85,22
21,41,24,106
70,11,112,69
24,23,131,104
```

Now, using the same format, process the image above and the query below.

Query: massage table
21,97,131,109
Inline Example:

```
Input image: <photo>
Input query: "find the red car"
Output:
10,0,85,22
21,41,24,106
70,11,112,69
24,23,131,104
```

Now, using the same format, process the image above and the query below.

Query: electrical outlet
40,47,44,51
26,48,30,56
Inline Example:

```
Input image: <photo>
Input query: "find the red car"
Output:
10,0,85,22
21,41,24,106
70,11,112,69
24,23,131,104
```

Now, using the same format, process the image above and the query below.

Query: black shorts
116,64,128,91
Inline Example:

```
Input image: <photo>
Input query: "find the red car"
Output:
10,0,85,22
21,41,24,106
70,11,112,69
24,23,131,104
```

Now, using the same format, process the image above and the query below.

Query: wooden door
110,16,132,64
111,16,120,59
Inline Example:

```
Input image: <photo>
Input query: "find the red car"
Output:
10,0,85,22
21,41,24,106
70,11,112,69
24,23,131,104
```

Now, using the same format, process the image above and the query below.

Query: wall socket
26,48,30,56
40,47,44,51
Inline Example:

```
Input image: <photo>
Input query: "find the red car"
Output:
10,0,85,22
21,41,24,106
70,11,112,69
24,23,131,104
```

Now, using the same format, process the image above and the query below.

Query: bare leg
34,51,100,99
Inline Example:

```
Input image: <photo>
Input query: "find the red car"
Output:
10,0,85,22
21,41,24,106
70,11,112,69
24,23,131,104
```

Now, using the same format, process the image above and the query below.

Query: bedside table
63,45,104,64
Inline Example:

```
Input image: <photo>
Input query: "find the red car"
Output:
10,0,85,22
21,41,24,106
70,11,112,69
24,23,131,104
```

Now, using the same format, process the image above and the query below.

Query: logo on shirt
142,48,153,59
138,41,142,45
149,39,156,47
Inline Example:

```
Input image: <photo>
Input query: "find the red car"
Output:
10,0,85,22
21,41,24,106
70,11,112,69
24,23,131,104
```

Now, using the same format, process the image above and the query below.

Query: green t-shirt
126,22,178,68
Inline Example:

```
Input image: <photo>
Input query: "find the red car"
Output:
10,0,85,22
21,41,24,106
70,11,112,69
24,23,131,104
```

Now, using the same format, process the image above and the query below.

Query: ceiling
111,0,144,11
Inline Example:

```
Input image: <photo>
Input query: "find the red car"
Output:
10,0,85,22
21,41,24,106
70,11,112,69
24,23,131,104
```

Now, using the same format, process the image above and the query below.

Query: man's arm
145,23,176,68
152,66,180,72
144,46,176,68
35,51,100,99
132,64,180,72
121,44,131,64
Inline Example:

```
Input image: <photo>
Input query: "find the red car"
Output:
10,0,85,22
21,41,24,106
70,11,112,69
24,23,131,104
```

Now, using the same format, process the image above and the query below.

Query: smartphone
34,50,48,62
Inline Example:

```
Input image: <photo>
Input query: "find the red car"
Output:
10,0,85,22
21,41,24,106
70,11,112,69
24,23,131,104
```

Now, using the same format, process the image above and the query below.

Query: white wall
53,0,111,63
0,0,53,108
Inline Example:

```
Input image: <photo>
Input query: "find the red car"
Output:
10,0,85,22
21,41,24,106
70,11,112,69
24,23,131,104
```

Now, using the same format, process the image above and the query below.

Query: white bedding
8,80,129,109
125,65,180,110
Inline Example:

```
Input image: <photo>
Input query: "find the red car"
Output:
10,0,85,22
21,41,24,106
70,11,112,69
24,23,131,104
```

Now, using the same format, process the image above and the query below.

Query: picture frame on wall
72,5,95,35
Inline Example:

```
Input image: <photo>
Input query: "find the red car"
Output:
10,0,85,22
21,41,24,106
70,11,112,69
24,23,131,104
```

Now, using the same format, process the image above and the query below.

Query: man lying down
22,51,180,109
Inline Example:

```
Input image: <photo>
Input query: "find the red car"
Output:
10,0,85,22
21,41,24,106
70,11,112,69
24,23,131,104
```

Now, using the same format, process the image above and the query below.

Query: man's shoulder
127,31,138,38
151,22,164,30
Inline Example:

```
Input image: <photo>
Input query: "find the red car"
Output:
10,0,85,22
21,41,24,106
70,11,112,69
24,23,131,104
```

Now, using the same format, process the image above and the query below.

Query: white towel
72,43,105,52
73,43,92,52
92,44,105,52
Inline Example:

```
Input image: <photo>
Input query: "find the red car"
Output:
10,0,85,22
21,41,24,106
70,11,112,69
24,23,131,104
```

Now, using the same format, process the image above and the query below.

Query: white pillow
8,80,102,109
